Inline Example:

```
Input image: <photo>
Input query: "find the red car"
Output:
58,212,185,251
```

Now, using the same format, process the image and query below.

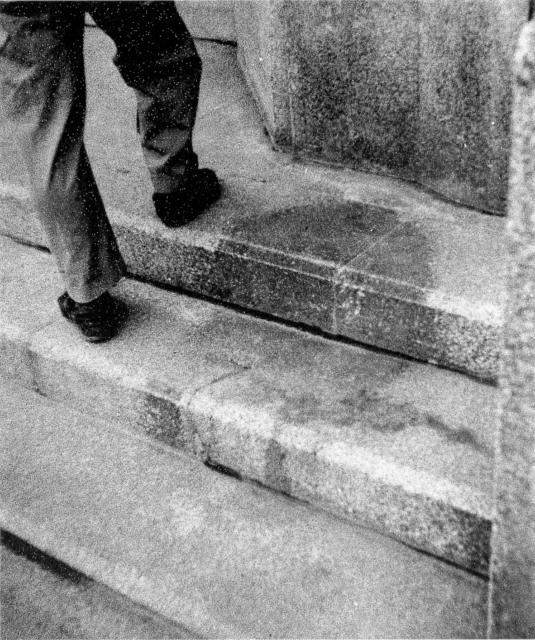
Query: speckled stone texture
1,533,194,640
234,0,292,147
236,0,528,214
416,0,526,214
0,235,500,574
489,20,535,639
174,0,236,42
0,34,506,381
0,379,489,639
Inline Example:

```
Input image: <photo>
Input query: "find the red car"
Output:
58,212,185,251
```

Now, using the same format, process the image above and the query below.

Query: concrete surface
1,531,195,639
0,376,488,639
0,235,499,574
234,0,528,214
488,20,535,639
175,0,236,42
0,33,506,381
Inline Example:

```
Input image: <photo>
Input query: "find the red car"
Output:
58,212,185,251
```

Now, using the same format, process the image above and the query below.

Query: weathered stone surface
175,0,236,42
225,200,399,264
281,0,420,177
0,33,506,379
0,378,489,638
489,20,535,639
337,215,505,379
0,185,44,247
189,371,495,574
0,235,499,573
1,534,193,640
235,0,528,213
234,0,292,147
118,220,336,332
417,0,528,213
336,276,502,381
0,237,56,389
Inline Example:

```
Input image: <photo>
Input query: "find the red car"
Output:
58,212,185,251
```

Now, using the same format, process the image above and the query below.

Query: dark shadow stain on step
227,201,400,266
425,413,489,455
273,384,489,455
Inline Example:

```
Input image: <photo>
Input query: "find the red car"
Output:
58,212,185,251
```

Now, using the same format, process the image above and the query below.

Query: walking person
0,0,221,342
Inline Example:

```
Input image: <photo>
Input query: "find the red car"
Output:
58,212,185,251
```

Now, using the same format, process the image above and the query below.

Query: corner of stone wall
488,18,535,640
232,0,530,215
233,0,293,151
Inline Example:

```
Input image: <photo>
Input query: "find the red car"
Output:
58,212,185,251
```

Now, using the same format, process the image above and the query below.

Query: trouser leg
0,2,125,303
88,0,202,193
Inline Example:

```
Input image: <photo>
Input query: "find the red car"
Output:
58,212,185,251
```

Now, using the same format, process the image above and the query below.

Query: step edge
0,304,493,575
0,508,231,639
0,378,489,638
0,183,502,380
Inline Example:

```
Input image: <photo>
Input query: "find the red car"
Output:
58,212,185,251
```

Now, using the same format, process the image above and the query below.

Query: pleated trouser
0,1,202,301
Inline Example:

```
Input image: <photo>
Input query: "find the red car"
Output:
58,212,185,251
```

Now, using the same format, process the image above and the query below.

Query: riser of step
0,36,505,382
0,378,488,638
0,236,498,575
0,180,504,384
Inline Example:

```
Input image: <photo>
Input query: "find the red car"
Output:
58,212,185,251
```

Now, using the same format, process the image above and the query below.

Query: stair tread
0,35,505,380
0,377,487,638
0,235,497,575
1,532,196,639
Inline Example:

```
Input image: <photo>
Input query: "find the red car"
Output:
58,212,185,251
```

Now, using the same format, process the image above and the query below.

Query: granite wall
488,19,535,639
234,0,529,214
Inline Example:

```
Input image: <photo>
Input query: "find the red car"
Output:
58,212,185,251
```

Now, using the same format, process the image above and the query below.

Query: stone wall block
417,0,528,214
234,0,293,147
235,0,528,214
489,19,535,639
280,0,420,173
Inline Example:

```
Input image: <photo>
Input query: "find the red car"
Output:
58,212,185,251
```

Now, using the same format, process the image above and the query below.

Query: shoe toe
153,168,221,228
58,292,126,342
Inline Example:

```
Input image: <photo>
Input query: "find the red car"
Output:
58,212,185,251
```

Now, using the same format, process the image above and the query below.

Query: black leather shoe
58,291,127,343
153,168,221,228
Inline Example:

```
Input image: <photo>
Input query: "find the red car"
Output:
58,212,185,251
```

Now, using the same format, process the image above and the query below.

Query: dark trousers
0,1,201,301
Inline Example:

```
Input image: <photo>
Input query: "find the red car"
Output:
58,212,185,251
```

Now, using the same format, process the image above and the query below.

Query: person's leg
88,0,221,227
0,2,126,308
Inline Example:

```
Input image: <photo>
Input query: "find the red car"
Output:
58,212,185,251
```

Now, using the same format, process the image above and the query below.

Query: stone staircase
0,375,488,638
0,32,505,382
0,24,501,638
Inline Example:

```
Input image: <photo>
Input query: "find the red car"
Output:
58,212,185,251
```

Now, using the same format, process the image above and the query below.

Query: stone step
1,531,195,639
0,235,498,576
0,377,488,638
0,34,505,382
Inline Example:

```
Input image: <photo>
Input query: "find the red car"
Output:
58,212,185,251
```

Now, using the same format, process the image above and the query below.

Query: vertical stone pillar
234,0,528,214
489,19,535,639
